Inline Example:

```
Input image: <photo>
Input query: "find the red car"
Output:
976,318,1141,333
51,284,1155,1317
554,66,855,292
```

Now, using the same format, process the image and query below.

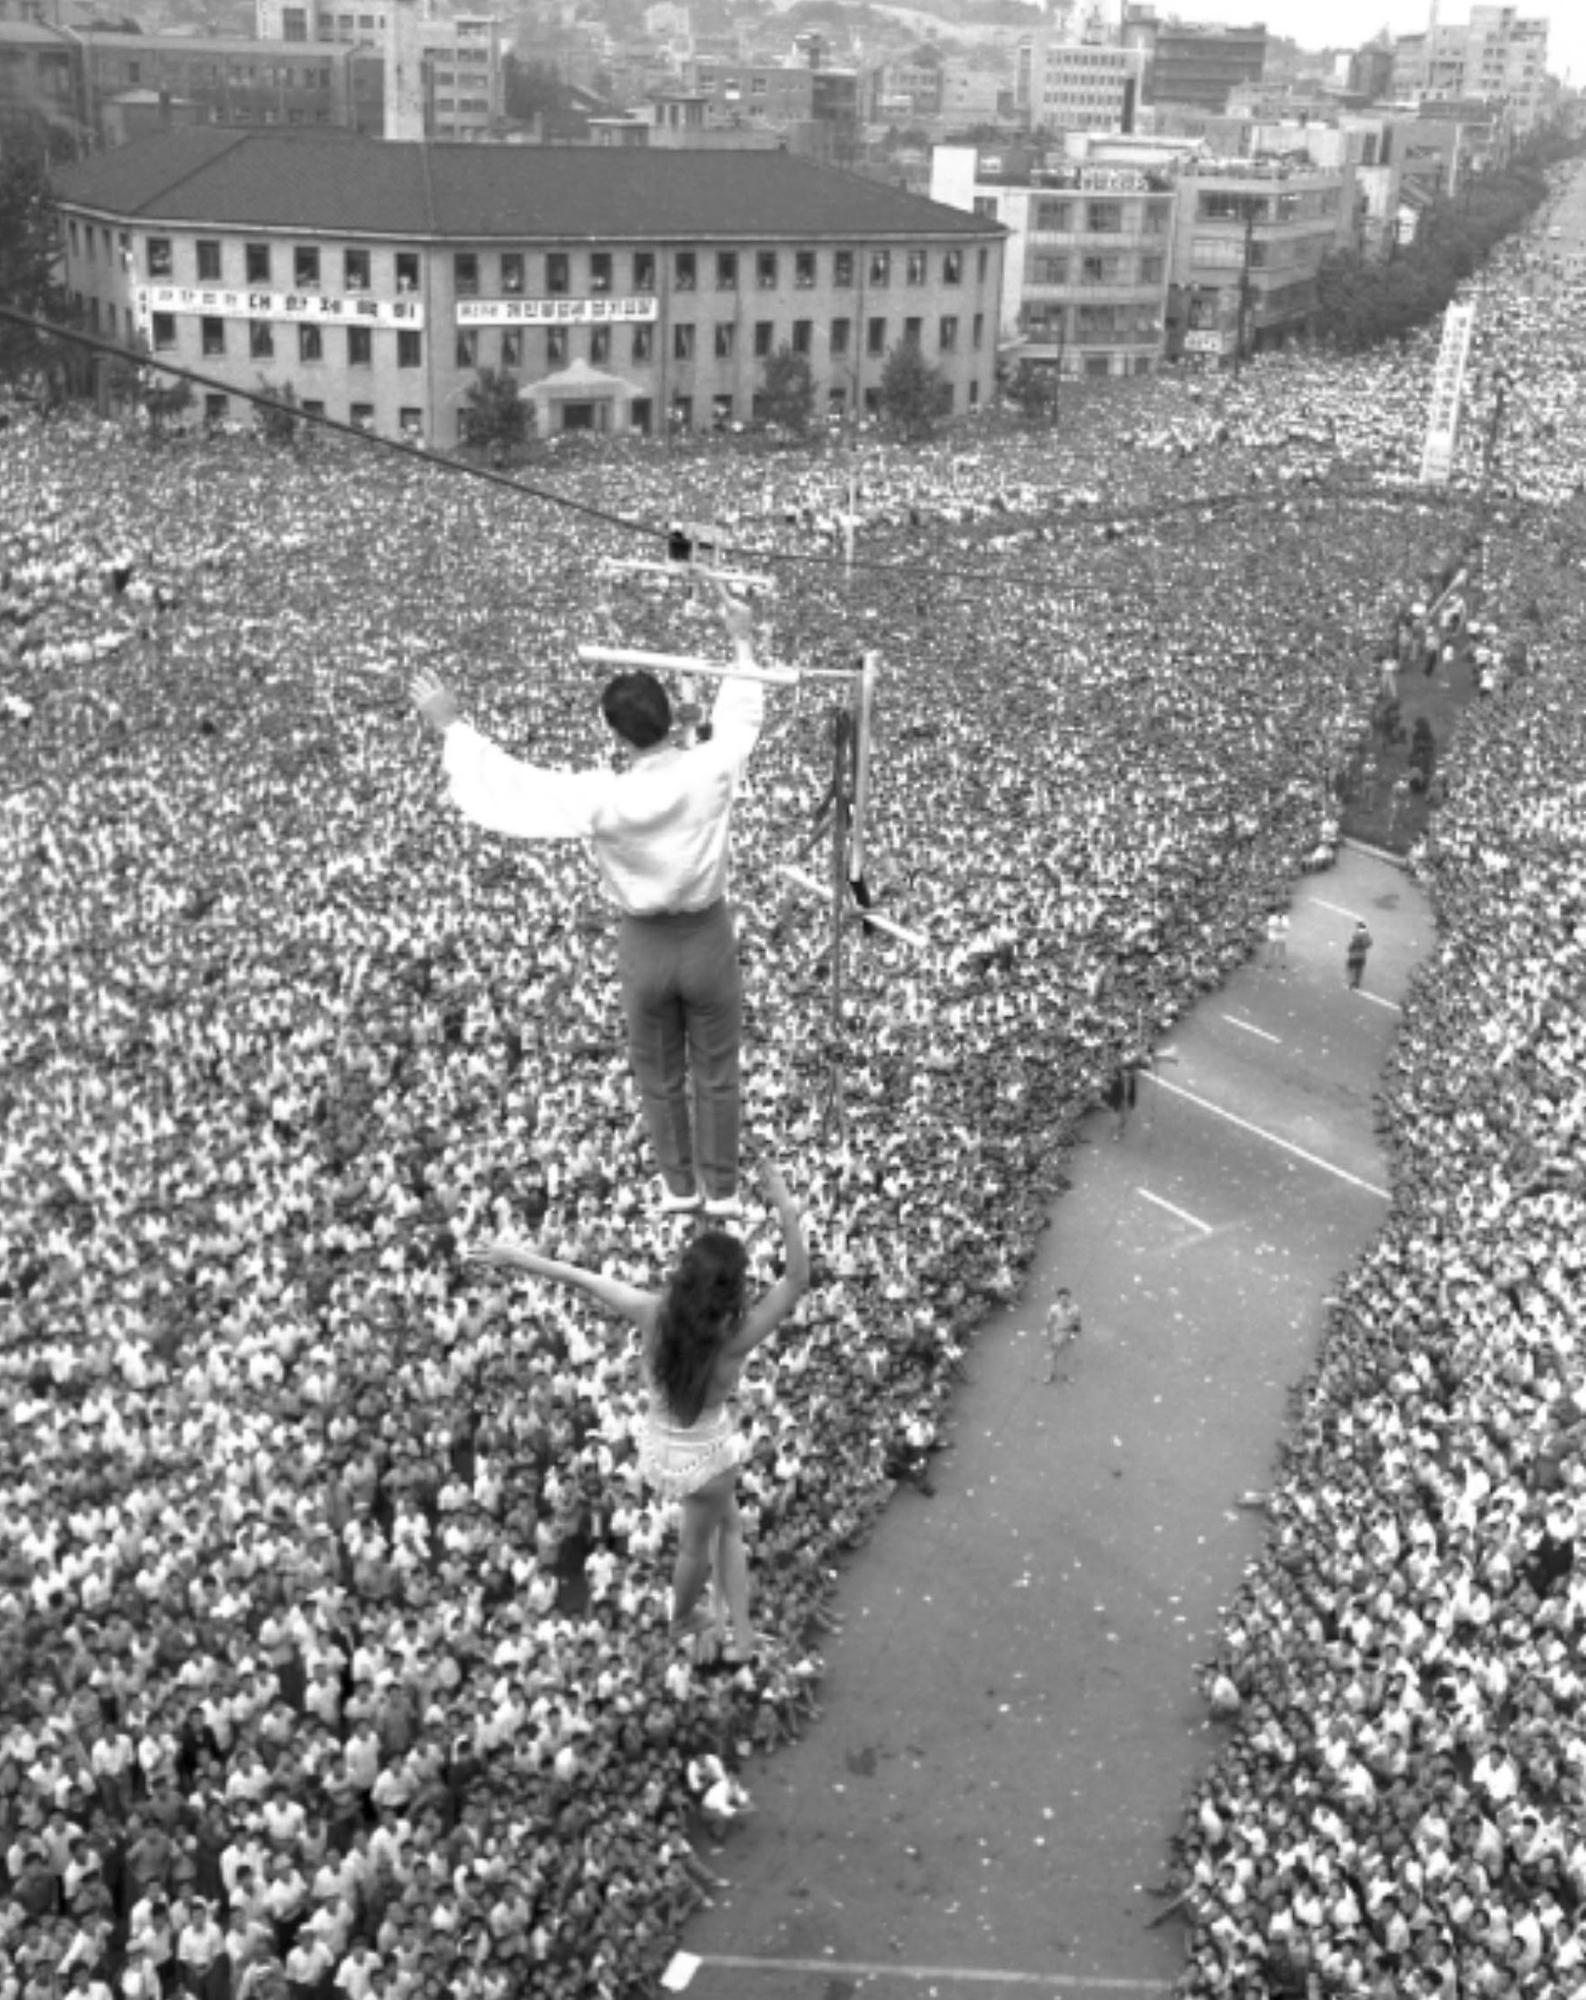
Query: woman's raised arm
467,1237,658,1332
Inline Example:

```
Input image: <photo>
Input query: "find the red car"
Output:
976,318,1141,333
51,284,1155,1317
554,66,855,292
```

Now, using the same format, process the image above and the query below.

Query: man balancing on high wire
409,582,765,1220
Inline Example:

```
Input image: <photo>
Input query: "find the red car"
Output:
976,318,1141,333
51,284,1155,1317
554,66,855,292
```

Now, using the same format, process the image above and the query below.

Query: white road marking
1142,1074,1390,1199
1221,1013,1280,1044
1355,990,1402,1012
1311,897,1360,919
681,1954,1173,1993
1137,1187,1213,1234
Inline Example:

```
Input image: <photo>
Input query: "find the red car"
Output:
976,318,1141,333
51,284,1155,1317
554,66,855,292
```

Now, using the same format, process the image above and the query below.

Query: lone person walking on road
1345,920,1373,991
1044,1288,1082,1383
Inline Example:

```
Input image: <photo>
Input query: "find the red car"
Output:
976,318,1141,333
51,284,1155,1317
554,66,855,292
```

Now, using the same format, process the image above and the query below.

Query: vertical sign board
1419,300,1477,486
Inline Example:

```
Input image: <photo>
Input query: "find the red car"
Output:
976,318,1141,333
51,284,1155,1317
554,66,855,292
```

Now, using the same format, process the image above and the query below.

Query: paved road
663,844,1428,2000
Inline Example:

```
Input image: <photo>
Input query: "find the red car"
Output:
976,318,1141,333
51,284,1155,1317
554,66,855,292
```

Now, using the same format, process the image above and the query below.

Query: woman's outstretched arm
467,1238,658,1331
726,1161,809,1360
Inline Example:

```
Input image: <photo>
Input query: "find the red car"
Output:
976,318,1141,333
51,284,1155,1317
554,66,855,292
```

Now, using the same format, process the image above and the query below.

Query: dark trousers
617,900,742,1200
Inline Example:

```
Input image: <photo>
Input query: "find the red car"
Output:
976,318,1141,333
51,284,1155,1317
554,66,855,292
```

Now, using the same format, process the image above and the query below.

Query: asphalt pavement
662,842,1429,2000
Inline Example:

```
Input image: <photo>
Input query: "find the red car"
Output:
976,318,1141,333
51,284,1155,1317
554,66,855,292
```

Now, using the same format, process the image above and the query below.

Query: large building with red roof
52,128,1006,443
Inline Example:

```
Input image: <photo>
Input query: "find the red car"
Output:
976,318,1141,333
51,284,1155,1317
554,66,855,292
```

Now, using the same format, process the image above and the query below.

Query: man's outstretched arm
409,671,603,843
704,583,767,772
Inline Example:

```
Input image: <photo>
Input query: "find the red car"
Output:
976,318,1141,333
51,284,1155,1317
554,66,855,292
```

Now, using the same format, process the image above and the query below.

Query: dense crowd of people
2,166,1583,1999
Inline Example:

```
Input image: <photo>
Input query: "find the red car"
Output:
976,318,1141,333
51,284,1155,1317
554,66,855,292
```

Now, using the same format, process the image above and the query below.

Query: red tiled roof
53,129,1003,244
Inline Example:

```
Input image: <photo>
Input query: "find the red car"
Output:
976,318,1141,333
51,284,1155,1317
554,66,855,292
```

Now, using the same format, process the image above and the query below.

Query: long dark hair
651,1231,748,1426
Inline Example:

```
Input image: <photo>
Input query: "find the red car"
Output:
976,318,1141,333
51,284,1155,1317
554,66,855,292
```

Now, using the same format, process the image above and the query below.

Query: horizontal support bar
777,864,929,950
599,558,778,591
576,643,799,687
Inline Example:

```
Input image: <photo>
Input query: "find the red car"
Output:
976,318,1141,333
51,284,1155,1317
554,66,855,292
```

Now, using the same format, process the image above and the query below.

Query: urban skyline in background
1158,0,1580,86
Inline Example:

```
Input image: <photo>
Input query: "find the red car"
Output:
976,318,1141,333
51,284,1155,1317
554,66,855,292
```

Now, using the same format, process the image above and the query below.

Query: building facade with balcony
932,143,1174,377
1165,155,1347,362
53,126,1004,443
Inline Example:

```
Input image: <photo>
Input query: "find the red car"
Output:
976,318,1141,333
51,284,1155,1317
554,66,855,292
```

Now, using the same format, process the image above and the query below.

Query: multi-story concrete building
0,19,81,149
1020,37,1146,135
256,0,503,139
1392,6,1549,132
1166,154,1346,361
53,125,1003,442
932,143,1174,378
681,51,860,163
1148,21,1267,114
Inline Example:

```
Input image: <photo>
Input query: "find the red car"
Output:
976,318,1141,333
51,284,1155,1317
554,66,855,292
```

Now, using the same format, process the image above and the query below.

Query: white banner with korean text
454,295,658,326
1418,299,1477,487
134,286,426,330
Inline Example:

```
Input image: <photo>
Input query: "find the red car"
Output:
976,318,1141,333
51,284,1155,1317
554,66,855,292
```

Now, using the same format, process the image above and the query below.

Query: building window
500,329,522,370
715,322,735,360
396,251,420,293
712,392,733,429
1033,254,1068,285
201,317,225,356
632,325,653,363
350,402,374,431
830,316,850,356
300,324,323,362
757,250,778,290
828,385,846,414
716,251,738,291
590,251,612,294
978,247,989,282
204,393,228,425
866,316,886,355
863,386,881,417
501,252,524,295
635,251,655,292
939,315,957,351
943,248,962,285
834,248,854,287
456,328,478,368
973,196,997,219
302,399,324,418
196,239,222,281
547,327,567,364
344,247,370,290
671,393,692,430
674,323,695,362
295,246,321,288
250,321,274,359
151,311,176,350
399,407,423,438
348,325,372,366
392,328,419,368
753,320,774,358
795,249,816,289
904,316,922,346
868,249,890,287
631,396,652,434
1140,254,1164,285
674,251,696,292
905,248,927,285
589,326,609,365
147,238,172,278
968,378,980,406
792,319,812,355
547,253,569,295
973,311,984,349
1034,199,1072,231
454,253,478,297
